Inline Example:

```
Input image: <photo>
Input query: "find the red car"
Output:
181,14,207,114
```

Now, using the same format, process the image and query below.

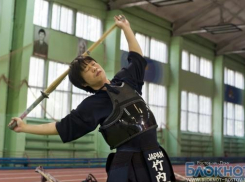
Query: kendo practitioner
9,15,176,182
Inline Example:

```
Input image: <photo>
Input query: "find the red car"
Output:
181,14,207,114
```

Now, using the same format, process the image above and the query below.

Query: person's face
39,32,45,41
81,60,107,89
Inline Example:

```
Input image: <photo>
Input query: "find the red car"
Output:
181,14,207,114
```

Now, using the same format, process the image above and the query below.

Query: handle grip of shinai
8,18,122,130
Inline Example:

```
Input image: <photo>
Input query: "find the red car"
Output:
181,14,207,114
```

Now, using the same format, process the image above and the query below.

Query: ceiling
107,0,245,59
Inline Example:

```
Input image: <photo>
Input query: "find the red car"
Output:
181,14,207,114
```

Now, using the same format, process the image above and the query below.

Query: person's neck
93,79,110,91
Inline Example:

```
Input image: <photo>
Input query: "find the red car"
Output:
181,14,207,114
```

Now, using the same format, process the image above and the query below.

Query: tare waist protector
99,83,157,149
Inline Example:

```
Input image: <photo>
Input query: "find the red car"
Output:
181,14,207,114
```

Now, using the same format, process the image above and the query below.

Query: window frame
120,31,169,63
33,0,50,28
27,56,91,120
223,101,244,137
181,50,213,79
181,91,212,134
75,11,103,42
50,2,76,35
142,82,167,129
224,67,244,89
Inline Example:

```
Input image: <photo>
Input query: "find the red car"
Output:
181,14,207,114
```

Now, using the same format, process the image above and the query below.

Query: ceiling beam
233,0,245,8
194,11,219,27
217,30,245,55
216,0,245,24
173,24,245,36
173,0,245,36
226,0,245,23
108,0,149,10
226,8,243,23
217,27,245,48
173,2,219,33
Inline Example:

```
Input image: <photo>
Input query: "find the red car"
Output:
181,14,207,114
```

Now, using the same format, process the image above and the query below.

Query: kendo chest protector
99,83,158,149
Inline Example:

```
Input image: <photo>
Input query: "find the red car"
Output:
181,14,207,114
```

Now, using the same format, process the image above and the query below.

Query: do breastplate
99,83,157,149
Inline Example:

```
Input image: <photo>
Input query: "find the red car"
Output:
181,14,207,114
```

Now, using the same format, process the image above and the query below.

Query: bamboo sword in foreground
9,17,123,130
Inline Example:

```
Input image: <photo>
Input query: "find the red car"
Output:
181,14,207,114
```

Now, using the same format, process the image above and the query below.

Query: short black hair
69,56,96,93
38,29,46,35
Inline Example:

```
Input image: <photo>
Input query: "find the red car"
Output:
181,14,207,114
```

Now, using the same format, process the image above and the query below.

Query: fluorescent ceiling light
202,24,242,34
204,24,236,31
149,0,193,7
224,49,245,54
211,29,241,34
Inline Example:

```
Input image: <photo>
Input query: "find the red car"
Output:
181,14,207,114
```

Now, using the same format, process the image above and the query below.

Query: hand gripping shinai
9,15,125,130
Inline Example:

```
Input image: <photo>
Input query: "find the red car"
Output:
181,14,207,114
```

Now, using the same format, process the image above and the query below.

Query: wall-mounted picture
33,26,49,58
78,38,87,56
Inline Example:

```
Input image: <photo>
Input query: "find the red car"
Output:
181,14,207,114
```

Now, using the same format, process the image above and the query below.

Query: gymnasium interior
0,0,245,181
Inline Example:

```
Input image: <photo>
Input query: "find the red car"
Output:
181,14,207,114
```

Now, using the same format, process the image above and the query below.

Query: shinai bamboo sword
9,16,125,130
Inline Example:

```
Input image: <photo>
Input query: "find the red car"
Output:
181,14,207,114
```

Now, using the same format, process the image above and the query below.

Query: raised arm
114,15,143,56
8,117,58,135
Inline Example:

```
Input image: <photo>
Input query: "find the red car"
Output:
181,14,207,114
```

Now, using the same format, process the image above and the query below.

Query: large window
33,0,49,27
135,33,150,57
224,67,244,89
120,30,128,52
150,38,168,63
27,57,91,120
27,57,45,118
120,32,168,63
181,91,212,134
224,68,244,137
51,3,74,34
33,0,102,40
182,50,213,79
76,12,102,42
45,61,70,119
224,102,244,137
142,82,167,129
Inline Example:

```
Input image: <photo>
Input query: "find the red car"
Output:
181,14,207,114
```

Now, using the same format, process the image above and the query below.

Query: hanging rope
0,74,58,122
0,43,33,63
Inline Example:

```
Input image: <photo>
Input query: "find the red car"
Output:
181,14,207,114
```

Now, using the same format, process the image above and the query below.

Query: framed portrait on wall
78,38,87,56
33,26,49,58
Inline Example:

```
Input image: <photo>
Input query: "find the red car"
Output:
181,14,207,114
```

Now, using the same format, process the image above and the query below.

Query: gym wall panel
180,70,213,96
0,0,15,157
224,137,245,157
48,30,78,63
179,34,215,157
26,119,98,158
213,56,224,156
181,132,213,157
183,35,215,58
4,0,35,157
0,0,2,32
224,55,245,72
167,36,183,157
